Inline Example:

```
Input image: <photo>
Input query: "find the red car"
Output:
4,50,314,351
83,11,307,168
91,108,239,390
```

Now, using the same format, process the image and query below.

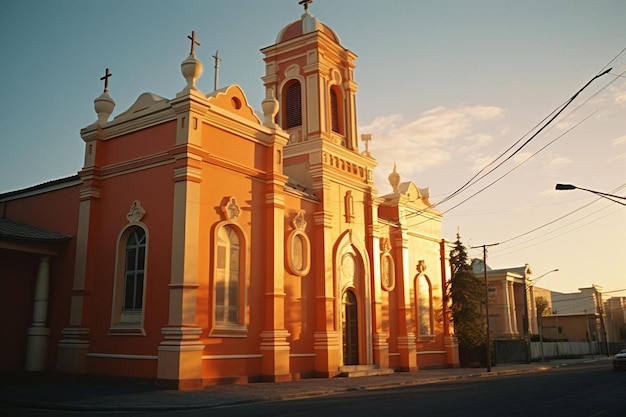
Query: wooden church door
342,290,359,365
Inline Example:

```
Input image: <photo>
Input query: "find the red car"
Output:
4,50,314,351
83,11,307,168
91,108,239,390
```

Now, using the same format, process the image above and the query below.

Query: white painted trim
86,353,157,360
416,351,447,355
289,353,316,357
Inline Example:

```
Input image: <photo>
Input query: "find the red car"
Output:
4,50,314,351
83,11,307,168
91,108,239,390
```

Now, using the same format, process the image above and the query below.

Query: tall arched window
283,80,302,129
215,225,241,326
111,222,148,333
417,275,433,335
124,227,146,312
330,88,339,133
329,85,344,137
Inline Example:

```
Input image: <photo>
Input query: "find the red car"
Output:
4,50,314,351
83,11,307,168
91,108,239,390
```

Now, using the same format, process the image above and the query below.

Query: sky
1,0,624,297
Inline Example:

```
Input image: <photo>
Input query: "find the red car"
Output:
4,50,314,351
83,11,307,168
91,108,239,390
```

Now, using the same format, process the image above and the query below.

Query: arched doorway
342,289,359,365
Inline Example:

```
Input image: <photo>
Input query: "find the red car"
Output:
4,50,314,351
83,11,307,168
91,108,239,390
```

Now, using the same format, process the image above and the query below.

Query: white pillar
508,281,519,335
501,280,513,336
25,256,51,371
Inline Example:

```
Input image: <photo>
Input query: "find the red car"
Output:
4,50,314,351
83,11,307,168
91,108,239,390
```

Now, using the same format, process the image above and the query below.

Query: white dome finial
94,68,115,125
388,162,401,193
180,31,203,92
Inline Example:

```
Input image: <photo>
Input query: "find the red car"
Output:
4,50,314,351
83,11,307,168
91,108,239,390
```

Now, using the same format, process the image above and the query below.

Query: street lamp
555,184,626,206
528,268,559,286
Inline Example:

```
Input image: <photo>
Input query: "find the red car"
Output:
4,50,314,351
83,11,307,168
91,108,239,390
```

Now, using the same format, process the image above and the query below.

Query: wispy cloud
360,106,504,188
612,135,626,145
549,156,572,166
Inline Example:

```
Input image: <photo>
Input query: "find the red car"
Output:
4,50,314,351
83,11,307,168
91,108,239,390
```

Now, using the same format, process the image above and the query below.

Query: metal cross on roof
187,30,201,55
100,68,112,93
299,0,313,12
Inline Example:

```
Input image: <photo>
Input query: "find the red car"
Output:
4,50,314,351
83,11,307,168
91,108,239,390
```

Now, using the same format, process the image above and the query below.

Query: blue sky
1,0,624,296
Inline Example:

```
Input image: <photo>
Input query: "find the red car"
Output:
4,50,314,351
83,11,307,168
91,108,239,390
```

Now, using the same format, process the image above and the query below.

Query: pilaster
57,181,100,374
260,134,291,382
312,209,340,377
366,194,389,368
394,228,417,372
156,89,208,389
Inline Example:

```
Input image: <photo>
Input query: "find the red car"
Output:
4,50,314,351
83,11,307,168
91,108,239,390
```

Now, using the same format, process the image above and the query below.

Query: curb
1,358,611,412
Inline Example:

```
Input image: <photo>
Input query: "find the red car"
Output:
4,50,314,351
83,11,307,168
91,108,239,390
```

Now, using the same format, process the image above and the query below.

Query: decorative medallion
126,200,146,223
416,260,427,275
291,211,307,231
222,197,241,220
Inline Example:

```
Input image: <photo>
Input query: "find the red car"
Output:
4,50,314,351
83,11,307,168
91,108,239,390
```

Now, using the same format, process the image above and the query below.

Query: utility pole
471,243,499,372
595,289,610,356
585,309,593,357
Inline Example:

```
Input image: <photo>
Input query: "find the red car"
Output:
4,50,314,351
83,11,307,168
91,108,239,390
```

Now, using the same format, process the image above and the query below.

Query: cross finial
187,30,201,55
361,133,372,157
299,0,313,12
100,68,112,93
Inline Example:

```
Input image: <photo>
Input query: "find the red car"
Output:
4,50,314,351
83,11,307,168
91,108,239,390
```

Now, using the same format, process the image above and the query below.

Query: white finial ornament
388,162,401,193
180,31,203,92
261,88,279,127
94,68,115,125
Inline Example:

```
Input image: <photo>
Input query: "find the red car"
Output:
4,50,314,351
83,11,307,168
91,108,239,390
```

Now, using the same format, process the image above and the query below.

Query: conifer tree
447,234,485,351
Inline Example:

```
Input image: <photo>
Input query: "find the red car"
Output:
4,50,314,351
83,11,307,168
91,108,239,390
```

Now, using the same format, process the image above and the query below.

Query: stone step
338,364,395,378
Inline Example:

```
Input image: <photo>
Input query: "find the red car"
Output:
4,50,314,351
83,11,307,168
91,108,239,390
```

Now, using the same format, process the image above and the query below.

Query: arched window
123,227,146,312
283,80,302,129
330,88,339,133
329,85,344,137
110,223,148,333
417,275,433,335
215,225,241,326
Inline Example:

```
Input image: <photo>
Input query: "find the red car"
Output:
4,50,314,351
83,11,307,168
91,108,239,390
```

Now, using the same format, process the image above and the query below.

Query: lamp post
555,184,626,206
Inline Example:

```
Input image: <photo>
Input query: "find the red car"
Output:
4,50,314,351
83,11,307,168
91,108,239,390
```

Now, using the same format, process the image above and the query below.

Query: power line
496,183,626,246
400,62,617,223
439,111,598,215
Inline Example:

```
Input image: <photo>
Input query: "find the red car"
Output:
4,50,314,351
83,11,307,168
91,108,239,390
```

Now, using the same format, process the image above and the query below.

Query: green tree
535,296,551,317
447,234,485,351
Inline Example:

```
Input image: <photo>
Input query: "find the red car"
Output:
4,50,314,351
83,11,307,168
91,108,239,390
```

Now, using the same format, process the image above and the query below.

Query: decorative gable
114,93,169,121
206,85,261,124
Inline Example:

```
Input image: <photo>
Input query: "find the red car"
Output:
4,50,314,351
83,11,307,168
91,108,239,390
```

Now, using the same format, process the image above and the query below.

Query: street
3,362,625,416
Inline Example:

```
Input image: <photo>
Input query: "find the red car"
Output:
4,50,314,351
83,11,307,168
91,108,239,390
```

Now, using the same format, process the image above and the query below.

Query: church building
0,5,459,389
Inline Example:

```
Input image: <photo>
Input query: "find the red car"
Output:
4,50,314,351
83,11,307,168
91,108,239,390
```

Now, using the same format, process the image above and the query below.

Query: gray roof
0,218,72,242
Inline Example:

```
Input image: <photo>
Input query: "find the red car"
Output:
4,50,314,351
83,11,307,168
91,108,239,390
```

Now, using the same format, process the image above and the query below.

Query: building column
57,185,98,374
394,231,417,372
260,136,291,382
508,281,519,335
25,256,51,371
312,209,341,377
528,285,538,334
501,280,514,337
366,193,389,370
157,89,207,390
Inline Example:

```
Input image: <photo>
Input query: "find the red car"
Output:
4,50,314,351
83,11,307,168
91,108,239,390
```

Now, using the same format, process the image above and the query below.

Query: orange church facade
0,9,459,389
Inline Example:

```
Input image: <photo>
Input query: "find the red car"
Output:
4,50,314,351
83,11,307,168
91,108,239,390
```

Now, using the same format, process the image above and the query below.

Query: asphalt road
4,362,625,417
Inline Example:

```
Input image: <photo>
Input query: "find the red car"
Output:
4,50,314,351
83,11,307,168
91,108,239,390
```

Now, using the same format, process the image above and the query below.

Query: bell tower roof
275,6,341,45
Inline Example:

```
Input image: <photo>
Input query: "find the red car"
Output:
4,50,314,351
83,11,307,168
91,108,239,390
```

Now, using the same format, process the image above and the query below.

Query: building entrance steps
338,364,395,377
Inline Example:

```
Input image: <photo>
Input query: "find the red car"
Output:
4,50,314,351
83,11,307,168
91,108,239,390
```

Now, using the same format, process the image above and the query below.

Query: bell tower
261,3,368,190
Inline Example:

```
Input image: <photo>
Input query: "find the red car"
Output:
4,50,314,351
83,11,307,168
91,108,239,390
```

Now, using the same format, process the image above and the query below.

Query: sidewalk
0,356,611,412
